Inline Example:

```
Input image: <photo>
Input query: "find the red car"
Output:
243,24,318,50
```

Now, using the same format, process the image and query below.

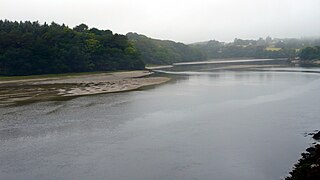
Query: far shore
0,70,170,106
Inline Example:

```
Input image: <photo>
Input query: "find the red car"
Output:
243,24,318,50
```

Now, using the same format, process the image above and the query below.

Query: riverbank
0,70,170,106
291,60,320,67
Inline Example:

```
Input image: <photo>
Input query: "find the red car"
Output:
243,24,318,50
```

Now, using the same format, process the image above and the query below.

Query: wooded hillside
0,20,144,75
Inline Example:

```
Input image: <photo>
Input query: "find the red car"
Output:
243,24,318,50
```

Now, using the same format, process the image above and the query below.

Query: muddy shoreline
0,70,170,106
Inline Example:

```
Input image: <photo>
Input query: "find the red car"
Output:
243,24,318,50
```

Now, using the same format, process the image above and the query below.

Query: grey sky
1,0,320,43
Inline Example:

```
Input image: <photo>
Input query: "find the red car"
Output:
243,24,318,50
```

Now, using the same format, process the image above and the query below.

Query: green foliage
0,20,144,76
126,33,206,65
299,46,320,60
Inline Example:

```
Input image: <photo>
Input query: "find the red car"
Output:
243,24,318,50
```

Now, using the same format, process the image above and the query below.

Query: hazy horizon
1,0,320,43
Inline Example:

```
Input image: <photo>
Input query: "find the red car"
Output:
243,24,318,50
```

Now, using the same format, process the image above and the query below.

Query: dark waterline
1,68,320,180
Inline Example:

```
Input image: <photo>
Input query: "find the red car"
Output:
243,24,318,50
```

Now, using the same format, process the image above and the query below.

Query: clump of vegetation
313,131,320,141
299,46,320,60
285,131,320,180
0,20,144,76
285,144,320,180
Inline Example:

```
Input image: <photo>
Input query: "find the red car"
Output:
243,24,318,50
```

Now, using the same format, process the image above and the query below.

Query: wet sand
0,71,170,106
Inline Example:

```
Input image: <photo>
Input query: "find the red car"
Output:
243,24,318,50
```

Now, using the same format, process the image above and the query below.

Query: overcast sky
1,0,320,43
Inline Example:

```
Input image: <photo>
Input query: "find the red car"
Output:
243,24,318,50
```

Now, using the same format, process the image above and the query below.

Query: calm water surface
1,68,320,180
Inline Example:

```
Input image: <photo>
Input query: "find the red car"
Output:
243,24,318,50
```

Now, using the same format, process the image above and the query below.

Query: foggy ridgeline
1,20,320,76
126,32,206,65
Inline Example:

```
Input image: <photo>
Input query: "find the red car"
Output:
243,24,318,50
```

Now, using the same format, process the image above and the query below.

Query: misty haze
1,0,320,180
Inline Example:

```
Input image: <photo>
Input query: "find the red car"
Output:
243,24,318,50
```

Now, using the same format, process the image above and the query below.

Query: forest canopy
0,20,144,76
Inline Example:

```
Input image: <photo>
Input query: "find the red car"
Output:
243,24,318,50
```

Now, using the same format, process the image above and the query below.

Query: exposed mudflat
0,71,170,106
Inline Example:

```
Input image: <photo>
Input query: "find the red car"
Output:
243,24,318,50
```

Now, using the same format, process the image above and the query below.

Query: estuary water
1,66,320,180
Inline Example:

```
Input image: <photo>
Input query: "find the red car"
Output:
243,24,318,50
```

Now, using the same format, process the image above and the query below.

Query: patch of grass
265,47,282,51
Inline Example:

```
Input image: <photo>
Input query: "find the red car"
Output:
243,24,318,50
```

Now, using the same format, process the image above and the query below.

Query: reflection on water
1,67,320,180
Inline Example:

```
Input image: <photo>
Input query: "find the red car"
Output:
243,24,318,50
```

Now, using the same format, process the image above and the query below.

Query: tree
300,46,320,60
73,23,89,32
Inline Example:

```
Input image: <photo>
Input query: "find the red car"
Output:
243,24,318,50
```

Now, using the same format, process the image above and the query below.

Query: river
1,63,320,180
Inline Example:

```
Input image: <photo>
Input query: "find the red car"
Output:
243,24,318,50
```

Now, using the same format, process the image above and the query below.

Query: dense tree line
193,41,293,59
126,33,206,65
299,46,320,60
191,37,320,60
191,39,296,59
0,20,144,76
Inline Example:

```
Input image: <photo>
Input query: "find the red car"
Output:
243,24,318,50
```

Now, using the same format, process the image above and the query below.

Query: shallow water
1,67,320,180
